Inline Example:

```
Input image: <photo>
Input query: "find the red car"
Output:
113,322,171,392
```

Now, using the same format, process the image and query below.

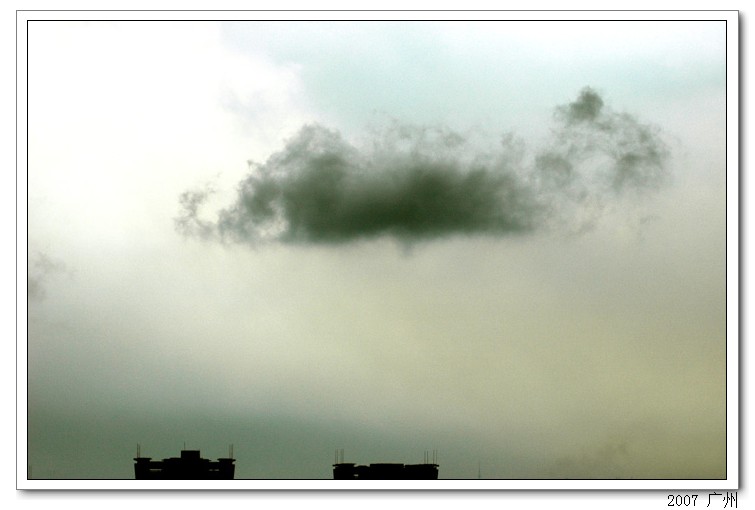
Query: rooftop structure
332,449,439,479
134,448,235,479
333,462,439,479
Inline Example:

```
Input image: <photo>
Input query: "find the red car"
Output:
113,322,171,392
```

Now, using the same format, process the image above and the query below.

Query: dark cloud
560,87,604,123
176,88,670,246
547,87,670,194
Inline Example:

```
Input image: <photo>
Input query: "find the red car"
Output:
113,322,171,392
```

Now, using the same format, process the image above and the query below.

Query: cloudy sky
25,18,728,482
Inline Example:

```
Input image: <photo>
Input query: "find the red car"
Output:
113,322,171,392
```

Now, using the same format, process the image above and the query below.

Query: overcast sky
25,19,727,481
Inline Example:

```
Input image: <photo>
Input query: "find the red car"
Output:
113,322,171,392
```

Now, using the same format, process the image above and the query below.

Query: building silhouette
333,462,439,479
134,448,235,479
332,450,439,479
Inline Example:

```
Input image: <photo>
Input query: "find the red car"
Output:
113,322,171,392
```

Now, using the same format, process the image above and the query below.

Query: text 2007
668,495,698,506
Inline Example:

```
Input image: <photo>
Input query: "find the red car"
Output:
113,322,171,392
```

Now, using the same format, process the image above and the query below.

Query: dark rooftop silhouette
332,449,439,479
134,447,235,479
333,462,439,479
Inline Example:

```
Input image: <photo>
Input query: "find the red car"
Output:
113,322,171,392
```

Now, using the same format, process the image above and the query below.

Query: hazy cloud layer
176,88,670,246
28,251,67,301
27,20,726,483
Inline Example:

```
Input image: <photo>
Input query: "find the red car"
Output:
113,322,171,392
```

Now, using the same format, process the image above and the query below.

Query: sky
24,18,729,482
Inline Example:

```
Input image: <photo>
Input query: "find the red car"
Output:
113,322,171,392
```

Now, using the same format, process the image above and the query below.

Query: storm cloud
176,88,670,246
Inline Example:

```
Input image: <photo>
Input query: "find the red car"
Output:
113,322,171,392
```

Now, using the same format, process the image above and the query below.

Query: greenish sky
24,16,730,486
